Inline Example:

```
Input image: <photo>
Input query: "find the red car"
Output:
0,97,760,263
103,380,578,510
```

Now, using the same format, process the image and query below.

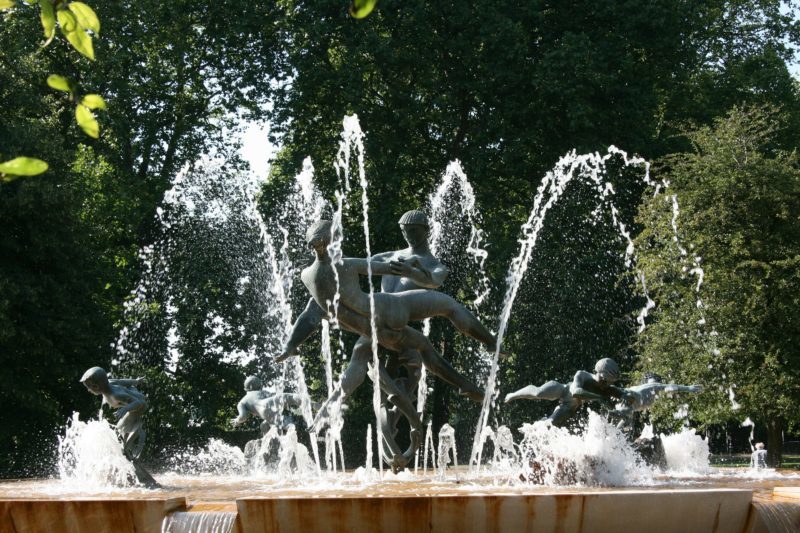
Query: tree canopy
1,0,799,475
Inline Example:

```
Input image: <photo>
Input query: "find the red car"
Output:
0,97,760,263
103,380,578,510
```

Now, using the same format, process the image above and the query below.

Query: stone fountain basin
1,471,799,532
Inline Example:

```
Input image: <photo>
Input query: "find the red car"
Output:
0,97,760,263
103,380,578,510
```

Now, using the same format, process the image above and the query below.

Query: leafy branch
0,0,104,181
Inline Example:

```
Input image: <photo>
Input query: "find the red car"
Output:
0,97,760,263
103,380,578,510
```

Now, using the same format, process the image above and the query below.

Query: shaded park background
2,0,800,476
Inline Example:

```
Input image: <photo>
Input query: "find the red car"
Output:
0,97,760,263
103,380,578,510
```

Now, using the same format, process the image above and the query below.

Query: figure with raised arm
80,367,158,486
292,211,450,437
279,219,501,399
277,219,504,469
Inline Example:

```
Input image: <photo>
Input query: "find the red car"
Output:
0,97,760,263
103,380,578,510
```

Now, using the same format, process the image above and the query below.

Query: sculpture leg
398,291,502,353
312,337,371,433
398,349,423,397
277,298,325,361
394,327,484,402
548,403,579,427
376,358,422,472
341,336,372,395
505,381,568,403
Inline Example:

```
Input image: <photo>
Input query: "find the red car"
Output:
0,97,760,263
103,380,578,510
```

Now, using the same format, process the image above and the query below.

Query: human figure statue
293,211,450,442
80,367,158,487
338,209,448,406
505,358,631,427
277,219,503,468
231,376,308,434
278,219,501,399
751,442,768,469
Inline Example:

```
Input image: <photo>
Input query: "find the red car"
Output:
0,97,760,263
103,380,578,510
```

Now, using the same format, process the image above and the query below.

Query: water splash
162,511,237,533
661,428,711,474
420,421,435,476
517,412,653,486
57,413,138,488
470,147,652,468
166,438,246,476
437,423,458,479
333,115,384,475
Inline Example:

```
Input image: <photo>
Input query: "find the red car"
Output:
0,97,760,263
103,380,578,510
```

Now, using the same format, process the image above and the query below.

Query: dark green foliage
635,106,800,464
1,0,800,475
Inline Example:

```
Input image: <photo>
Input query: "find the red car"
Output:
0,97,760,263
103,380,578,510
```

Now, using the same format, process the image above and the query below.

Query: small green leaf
46,74,71,92
81,93,105,110
0,0,16,11
75,104,99,138
349,0,377,19
40,0,56,40
68,2,99,34
0,157,49,178
58,10,94,60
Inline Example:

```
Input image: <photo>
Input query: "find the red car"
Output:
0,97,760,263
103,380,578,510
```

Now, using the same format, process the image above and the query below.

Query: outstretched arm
631,383,703,395
388,258,449,289
277,298,325,362
346,258,395,276
663,384,703,394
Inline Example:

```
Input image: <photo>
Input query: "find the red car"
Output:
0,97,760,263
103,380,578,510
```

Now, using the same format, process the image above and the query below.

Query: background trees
1,0,799,475
635,106,800,466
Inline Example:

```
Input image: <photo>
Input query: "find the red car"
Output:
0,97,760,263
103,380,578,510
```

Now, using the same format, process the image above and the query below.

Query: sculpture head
306,220,333,255
593,358,621,385
644,372,662,384
755,442,765,450
80,366,110,395
398,210,429,248
244,376,262,391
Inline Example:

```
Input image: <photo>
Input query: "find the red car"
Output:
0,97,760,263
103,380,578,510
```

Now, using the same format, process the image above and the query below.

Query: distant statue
231,376,308,434
610,374,703,430
505,358,632,427
277,217,503,469
751,442,768,469
80,367,157,487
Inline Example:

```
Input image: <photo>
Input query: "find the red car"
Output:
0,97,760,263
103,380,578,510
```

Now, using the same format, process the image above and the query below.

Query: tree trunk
766,417,783,467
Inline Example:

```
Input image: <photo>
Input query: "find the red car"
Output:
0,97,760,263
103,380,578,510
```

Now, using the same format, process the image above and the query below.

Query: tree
268,0,799,451
635,106,800,465
0,0,284,474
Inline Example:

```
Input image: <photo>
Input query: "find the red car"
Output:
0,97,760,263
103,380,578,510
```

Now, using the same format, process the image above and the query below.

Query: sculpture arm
277,298,324,362
663,384,703,394
367,251,396,263
110,378,143,387
389,258,449,289
346,258,395,276
112,389,147,420
569,389,608,402
232,398,250,426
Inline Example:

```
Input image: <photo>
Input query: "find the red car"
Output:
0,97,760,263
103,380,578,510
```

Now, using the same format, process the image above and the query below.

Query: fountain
2,115,800,533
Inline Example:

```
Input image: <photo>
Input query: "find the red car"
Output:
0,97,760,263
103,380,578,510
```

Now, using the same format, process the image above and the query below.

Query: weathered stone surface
238,489,753,532
745,488,800,533
0,497,184,533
